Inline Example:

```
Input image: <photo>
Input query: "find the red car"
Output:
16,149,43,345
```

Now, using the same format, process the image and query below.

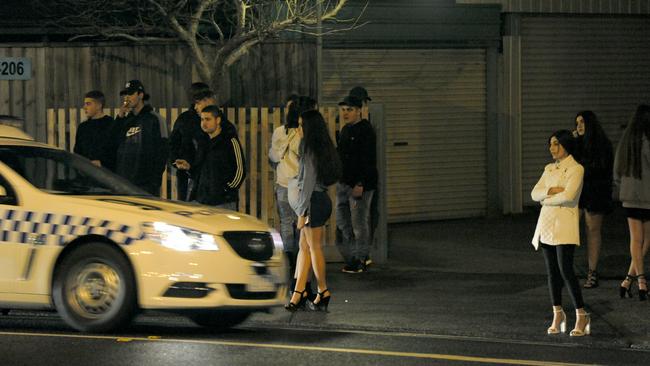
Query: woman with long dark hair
269,96,315,280
286,110,341,312
573,111,614,288
532,130,590,336
614,105,650,301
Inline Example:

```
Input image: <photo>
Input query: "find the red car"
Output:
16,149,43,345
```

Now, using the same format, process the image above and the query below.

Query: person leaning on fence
113,80,167,196
74,90,115,170
614,104,650,301
178,105,245,210
531,130,590,337
335,95,378,274
269,95,317,278
169,82,211,201
285,110,342,313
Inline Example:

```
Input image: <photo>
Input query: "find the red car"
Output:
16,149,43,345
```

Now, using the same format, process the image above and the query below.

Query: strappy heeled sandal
285,289,308,312
547,308,566,335
583,270,599,289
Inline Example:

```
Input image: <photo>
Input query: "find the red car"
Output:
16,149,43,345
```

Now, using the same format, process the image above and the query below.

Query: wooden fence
46,106,343,248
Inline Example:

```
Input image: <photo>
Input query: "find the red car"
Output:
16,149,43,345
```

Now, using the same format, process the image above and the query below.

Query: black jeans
540,243,585,309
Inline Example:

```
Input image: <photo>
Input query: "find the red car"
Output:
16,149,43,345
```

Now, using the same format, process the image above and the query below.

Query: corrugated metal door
322,49,487,222
521,16,650,204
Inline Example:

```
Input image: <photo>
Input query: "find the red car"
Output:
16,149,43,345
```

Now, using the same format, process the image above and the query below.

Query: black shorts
306,191,332,228
625,207,650,222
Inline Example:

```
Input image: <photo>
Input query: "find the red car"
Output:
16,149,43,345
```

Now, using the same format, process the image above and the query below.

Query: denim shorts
306,191,332,228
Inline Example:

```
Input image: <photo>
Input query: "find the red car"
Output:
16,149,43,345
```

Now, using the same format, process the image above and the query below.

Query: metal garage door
521,16,650,204
322,49,487,222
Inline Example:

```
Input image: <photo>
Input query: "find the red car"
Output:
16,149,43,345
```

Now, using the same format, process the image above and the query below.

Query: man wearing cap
349,86,372,120
113,80,168,195
336,94,378,273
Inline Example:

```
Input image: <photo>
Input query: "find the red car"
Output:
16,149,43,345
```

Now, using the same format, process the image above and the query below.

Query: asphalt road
1,311,649,366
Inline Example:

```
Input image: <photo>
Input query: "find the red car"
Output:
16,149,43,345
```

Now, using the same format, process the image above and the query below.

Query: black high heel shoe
285,289,307,312
308,289,331,312
637,274,647,301
620,275,635,298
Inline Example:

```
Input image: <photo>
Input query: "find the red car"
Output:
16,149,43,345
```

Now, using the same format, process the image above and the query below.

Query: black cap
349,86,371,101
338,95,363,108
121,80,150,100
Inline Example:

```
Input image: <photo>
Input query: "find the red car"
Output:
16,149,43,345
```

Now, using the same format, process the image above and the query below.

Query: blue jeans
336,183,374,265
275,185,298,255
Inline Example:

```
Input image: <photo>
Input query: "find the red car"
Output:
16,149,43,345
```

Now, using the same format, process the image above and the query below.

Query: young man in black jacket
336,95,378,273
113,80,168,195
180,105,245,210
168,82,210,201
74,90,115,170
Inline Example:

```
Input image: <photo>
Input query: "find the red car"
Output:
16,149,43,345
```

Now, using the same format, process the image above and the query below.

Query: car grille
223,231,274,261
226,284,278,300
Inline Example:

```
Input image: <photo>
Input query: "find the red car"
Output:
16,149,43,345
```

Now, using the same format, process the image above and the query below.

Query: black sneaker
341,262,362,273
363,257,373,267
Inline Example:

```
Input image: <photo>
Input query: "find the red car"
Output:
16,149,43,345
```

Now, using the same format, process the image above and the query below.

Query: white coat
531,154,584,250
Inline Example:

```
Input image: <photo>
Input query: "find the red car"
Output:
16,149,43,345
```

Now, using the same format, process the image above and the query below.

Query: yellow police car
0,124,288,332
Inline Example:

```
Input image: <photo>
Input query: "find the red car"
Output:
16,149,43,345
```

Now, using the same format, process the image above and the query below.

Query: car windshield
0,145,150,196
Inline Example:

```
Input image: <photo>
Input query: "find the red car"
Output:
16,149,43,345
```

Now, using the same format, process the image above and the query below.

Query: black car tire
52,243,137,332
189,310,252,330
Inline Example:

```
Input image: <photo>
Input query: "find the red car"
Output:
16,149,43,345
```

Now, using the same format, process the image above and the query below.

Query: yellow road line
0,331,598,366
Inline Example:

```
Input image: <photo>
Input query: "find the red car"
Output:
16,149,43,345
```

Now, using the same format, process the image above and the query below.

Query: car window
0,173,18,205
0,146,150,196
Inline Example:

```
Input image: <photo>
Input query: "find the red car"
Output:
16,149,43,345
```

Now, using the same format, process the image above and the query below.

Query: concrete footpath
248,207,650,351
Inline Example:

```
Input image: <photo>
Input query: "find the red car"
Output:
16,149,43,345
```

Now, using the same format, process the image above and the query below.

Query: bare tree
38,0,365,100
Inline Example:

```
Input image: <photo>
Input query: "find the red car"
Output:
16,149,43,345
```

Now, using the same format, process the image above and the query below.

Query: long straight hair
575,110,613,172
615,104,650,179
300,110,341,185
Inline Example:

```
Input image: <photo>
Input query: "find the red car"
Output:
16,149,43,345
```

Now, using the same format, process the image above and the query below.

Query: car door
0,168,26,293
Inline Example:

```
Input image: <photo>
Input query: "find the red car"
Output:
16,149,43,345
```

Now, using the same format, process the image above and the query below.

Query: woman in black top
573,111,614,289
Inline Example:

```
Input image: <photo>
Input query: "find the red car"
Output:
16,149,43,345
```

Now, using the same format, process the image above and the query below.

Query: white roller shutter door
521,16,650,204
322,49,487,222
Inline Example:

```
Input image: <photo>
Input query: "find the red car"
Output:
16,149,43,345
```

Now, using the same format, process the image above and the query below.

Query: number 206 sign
0,58,31,80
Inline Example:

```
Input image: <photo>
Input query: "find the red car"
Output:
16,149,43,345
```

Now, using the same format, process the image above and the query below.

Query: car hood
61,195,271,235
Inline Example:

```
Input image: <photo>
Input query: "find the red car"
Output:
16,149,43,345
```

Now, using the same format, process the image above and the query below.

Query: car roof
0,124,35,141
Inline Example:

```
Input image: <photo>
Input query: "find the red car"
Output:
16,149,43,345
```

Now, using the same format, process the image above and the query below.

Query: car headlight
142,222,219,252
270,229,284,251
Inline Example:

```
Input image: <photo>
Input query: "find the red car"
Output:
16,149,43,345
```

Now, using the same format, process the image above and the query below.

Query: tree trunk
209,65,231,106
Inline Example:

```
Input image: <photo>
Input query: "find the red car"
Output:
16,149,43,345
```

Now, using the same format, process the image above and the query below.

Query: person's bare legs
289,229,312,305
584,211,603,272
304,225,328,303
622,218,650,294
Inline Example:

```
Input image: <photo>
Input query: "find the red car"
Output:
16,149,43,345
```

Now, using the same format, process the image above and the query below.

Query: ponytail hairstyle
549,129,576,157
286,95,317,131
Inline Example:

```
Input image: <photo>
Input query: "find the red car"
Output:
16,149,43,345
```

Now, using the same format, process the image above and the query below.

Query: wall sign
0,57,31,80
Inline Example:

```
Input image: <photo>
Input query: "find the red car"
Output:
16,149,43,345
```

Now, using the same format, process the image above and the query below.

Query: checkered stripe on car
0,209,145,246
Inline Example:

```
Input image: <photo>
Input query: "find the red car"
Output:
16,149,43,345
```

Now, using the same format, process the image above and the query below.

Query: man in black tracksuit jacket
188,105,246,209
114,80,167,195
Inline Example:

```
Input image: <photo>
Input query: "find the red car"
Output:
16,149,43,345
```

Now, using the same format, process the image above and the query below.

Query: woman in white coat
532,130,590,336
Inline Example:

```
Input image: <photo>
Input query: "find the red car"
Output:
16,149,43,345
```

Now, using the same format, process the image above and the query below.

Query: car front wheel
189,310,252,330
52,243,137,332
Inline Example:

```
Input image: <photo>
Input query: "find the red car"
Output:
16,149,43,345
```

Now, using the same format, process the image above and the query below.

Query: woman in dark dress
573,111,613,289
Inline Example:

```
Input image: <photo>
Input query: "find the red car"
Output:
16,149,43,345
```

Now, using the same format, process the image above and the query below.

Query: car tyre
189,310,252,330
52,243,137,332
